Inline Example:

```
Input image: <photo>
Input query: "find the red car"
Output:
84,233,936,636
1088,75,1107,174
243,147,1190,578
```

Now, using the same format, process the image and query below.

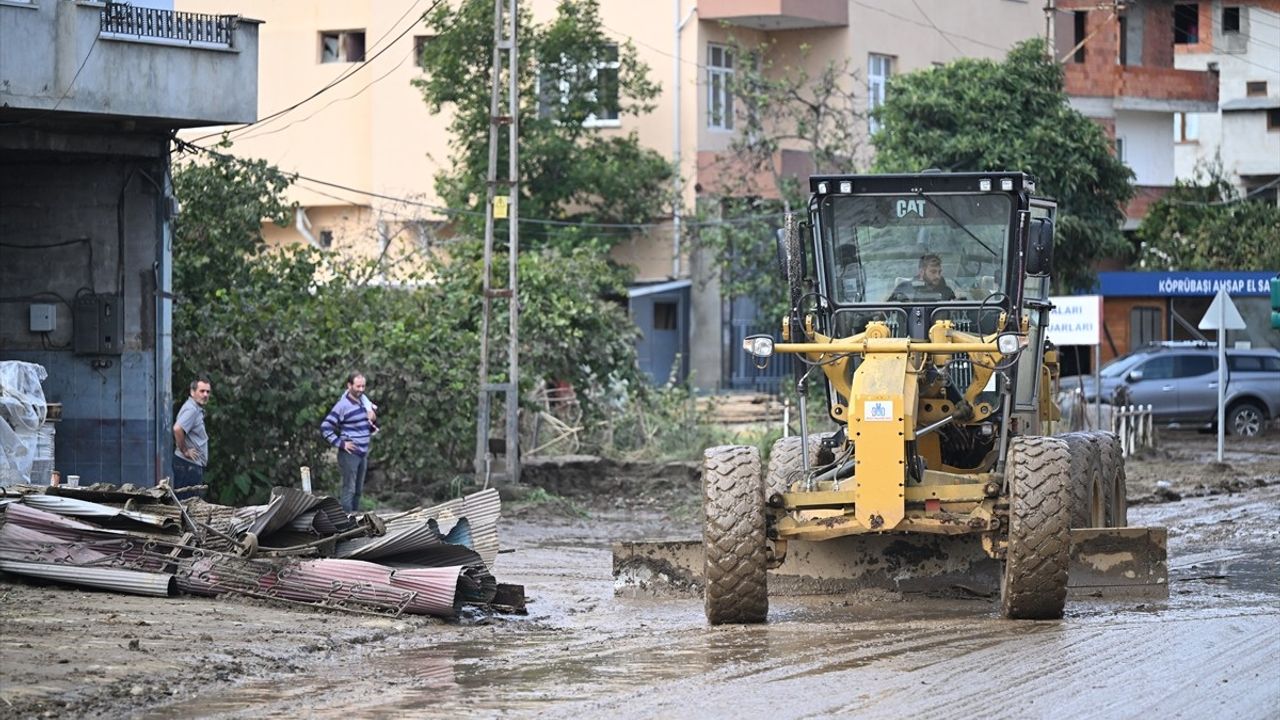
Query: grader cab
694,172,1159,624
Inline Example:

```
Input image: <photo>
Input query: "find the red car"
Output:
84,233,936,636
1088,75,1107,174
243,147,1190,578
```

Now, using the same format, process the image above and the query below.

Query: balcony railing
100,5,238,49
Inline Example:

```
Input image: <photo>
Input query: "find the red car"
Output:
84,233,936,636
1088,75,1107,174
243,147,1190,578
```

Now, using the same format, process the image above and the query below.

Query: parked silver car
1061,342,1280,436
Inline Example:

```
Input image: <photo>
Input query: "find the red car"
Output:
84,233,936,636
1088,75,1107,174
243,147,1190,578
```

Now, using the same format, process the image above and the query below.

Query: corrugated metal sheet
383,489,501,568
376,543,485,570
20,494,177,528
0,560,174,596
335,520,442,560
246,488,322,538
245,488,356,539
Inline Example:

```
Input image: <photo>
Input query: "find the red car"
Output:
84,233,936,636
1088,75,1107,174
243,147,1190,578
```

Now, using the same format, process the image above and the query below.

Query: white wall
1115,110,1175,185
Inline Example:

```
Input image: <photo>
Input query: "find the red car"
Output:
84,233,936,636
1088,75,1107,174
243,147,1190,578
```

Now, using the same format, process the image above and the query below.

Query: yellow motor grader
699,171,1146,624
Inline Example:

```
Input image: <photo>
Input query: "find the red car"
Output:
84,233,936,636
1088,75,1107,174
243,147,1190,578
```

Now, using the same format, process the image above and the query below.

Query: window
1139,356,1175,380
320,30,366,63
707,44,734,130
1246,80,1267,97
318,230,334,249
538,44,621,126
1175,112,1200,142
653,302,678,331
590,44,620,125
1118,15,1128,65
1268,108,1280,132
868,53,893,134
1130,307,1161,348
414,35,434,70
1175,355,1216,378
1114,136,1125,161
1226,355,1278,372
1072,11,1087,63
1222,6,1241,33
1174,4,1199,44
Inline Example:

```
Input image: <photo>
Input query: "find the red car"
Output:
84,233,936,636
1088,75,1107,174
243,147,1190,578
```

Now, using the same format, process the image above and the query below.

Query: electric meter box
73,294,124,355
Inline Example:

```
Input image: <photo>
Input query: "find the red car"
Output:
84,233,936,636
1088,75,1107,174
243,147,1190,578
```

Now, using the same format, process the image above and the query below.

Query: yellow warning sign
493,195,509,219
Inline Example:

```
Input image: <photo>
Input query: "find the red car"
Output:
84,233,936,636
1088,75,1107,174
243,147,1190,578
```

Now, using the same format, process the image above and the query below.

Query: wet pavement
136,485,1280,720
3,431,1278,719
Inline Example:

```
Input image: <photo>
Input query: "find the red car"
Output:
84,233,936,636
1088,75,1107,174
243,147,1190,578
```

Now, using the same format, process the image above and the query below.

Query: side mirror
1026,217,1054,276
1127,369,1144,383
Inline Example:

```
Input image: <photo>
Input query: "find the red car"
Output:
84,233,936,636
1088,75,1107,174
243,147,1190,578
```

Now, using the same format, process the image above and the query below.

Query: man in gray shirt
173,376,211,495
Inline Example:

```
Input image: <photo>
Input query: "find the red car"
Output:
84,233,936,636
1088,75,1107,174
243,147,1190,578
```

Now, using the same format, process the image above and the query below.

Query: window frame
1221,6,1241,34
1175,112,1200,143
319,30,367,64
867,53,893,134
538,43,622,128
1173,3,1200,45
707,43,735,131
413,35,435,71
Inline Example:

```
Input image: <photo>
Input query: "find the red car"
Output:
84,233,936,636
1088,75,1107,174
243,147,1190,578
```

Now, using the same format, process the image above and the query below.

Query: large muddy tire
1058,432,1107,528
703,445,768,625
764,434,825,501
1000,436,1072,620
1091,431,1127,527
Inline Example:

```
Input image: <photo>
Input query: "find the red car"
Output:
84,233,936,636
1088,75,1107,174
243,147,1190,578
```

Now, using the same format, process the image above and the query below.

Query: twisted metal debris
0,484,508,618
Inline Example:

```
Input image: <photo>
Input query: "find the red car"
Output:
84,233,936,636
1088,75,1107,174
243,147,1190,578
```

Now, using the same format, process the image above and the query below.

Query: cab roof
808,172,1036,195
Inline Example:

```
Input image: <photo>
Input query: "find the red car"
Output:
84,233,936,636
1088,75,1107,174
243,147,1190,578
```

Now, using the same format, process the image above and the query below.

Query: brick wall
1124,185,1172,224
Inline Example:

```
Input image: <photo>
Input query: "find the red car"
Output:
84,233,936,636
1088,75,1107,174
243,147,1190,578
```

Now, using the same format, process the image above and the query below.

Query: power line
236,49,415,143
911,0,963,56
176,139,787,231
188,0,443,145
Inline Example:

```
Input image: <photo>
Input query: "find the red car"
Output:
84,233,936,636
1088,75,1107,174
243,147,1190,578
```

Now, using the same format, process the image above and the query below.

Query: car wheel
1227,402,1266,437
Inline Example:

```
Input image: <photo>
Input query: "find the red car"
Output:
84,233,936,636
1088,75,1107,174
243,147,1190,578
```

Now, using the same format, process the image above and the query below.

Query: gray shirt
174,398,208,467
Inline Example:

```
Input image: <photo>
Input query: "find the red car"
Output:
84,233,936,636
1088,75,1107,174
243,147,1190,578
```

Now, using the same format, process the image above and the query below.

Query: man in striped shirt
321,372,375,512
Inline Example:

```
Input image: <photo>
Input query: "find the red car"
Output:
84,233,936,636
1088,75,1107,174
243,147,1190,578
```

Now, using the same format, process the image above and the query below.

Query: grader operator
702,171,1130,624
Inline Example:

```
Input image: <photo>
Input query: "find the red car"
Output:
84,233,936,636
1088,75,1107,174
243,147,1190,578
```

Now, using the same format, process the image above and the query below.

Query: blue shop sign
1096,271,1277,297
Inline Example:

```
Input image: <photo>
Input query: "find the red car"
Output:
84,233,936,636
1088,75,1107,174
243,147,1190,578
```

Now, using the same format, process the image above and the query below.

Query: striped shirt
321,393,372,457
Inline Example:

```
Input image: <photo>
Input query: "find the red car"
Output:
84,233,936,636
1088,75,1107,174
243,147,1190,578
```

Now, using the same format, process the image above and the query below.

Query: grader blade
613,527,1167,599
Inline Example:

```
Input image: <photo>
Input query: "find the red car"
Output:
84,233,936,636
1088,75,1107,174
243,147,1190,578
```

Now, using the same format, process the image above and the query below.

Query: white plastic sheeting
0,361,47,485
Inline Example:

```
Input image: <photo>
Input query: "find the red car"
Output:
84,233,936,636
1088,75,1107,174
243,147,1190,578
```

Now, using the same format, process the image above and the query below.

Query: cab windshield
819,193,1012,305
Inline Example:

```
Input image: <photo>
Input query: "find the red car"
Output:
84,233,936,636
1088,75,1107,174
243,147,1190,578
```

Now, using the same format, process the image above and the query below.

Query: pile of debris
0,483,521,619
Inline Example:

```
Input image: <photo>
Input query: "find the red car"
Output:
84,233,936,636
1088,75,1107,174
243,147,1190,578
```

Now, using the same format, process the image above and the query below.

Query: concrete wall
0,134,172,486
0,0,259,126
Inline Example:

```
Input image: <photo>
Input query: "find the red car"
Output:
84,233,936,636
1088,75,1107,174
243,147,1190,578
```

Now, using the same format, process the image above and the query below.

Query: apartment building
1053,0,1220,228
174,0,1044,389
1171,1,1280,202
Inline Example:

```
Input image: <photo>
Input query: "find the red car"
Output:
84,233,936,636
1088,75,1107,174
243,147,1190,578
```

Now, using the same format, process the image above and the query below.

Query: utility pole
474,0,521,487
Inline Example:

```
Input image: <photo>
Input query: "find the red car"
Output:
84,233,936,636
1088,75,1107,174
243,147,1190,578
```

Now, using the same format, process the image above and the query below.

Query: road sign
1048,295,1102,345
1197,286,1246,330
1196,286,1246,462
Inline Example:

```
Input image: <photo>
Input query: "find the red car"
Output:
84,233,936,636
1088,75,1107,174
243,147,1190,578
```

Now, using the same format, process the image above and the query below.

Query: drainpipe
673,2,697,279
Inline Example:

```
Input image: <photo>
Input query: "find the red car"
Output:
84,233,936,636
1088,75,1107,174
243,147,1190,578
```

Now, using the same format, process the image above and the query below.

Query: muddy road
2,431,1278,719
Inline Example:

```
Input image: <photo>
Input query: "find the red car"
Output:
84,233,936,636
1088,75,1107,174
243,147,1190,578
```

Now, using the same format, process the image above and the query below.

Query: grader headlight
997,332,1023,355
743,335,775,358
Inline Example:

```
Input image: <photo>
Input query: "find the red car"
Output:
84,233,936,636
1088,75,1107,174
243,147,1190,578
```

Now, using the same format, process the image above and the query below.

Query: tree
695,38,864,319
1135,163,1280,270
171,149,649,505
872,39,1134,293
413,0,672,249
